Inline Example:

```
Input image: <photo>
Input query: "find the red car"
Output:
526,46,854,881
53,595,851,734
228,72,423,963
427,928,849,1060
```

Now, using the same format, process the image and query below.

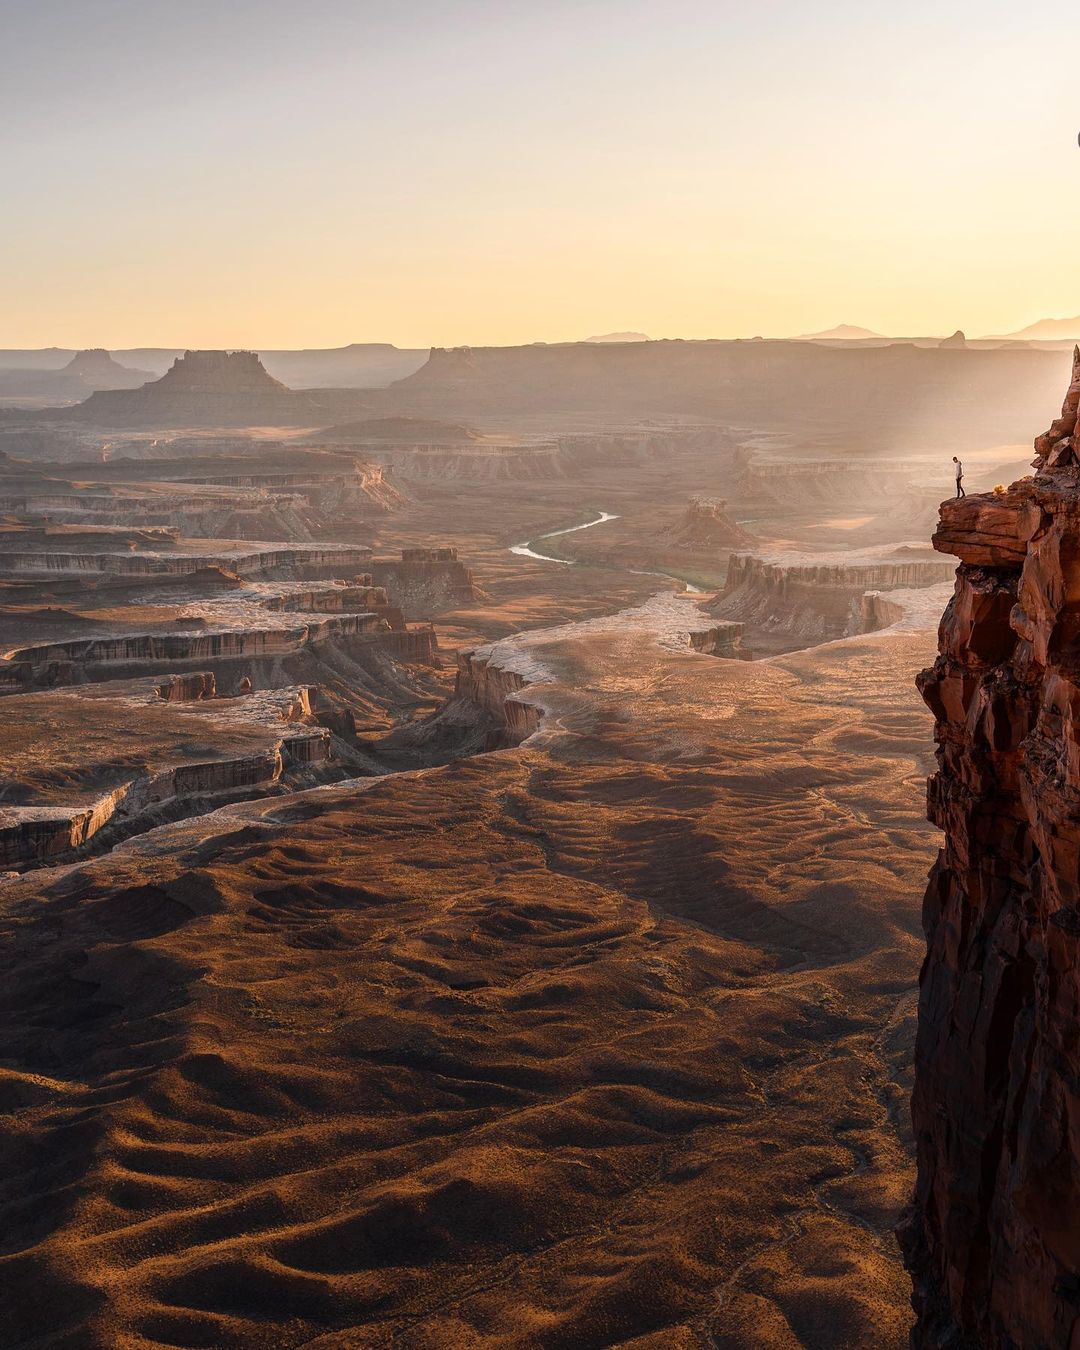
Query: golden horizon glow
3,1,1079,351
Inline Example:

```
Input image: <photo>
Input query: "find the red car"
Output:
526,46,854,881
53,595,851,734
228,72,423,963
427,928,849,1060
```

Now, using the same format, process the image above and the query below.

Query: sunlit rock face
905,354,1080,1346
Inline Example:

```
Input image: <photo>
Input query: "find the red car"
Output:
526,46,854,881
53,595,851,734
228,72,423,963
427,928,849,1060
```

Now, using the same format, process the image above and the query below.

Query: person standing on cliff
952,456,965,497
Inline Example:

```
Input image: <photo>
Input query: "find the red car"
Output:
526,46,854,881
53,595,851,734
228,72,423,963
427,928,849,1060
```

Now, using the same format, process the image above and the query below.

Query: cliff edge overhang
905,345,1080,1347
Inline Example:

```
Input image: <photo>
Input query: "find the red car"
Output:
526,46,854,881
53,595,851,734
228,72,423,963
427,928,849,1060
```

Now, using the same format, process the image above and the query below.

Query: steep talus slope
905,349,1080,1345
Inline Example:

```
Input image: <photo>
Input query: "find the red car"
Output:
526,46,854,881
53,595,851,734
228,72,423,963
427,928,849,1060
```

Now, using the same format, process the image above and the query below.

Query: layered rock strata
453,650,541,747
0,682,334,869
687,621,748,658
906,349,1080,1346
0,613,388,688
712,551,955,649
0,543,373,579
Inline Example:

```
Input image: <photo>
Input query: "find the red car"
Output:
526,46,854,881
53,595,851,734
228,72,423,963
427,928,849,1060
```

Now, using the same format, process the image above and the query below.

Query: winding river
509,511,620,563
510,510,703,593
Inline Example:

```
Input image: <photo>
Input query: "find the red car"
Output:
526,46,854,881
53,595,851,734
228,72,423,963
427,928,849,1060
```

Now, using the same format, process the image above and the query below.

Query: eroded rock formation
371,547,481,615
712,550,955,652
663,496,753,550
452,649,541,747
687,621,748,658
905,351,1080,1345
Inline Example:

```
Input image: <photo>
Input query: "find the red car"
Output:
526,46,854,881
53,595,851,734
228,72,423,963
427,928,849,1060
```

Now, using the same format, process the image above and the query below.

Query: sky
2,0,1079,349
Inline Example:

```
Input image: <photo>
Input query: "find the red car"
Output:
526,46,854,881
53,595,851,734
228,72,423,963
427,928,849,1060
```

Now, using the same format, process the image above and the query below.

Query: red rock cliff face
905,348,1080,1347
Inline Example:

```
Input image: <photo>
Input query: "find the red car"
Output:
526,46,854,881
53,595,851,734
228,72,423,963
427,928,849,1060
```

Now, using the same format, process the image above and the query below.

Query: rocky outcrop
454,650,541,747
663,497,754,550
687,622,748,658
1033,345,1080,470
904,366,1080,1346
930,487,1031,566
157,671,216,702
371,548,481,615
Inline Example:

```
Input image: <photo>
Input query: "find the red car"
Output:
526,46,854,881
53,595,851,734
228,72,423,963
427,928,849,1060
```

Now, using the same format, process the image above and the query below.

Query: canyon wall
4,613,386,673
0,544,373,579
712,552,954,646
687,621,748,658
454,650,541,747
905,351,1080,1346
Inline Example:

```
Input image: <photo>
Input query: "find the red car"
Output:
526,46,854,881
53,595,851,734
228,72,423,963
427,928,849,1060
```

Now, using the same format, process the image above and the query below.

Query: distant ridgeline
54,350,372,427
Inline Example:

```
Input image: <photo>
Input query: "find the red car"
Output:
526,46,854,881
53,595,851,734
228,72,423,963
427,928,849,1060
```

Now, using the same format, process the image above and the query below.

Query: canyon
0,339,1038,1349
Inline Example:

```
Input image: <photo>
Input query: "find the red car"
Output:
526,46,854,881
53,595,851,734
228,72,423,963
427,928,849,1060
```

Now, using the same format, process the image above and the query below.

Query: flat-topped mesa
154,349,287,393
906,357,1080,1345
64,349,370,427
63,348,147,380
2,613,387,676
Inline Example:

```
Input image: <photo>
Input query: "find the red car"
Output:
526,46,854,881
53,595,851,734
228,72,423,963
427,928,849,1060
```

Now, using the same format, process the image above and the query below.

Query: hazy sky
3,0,1079,348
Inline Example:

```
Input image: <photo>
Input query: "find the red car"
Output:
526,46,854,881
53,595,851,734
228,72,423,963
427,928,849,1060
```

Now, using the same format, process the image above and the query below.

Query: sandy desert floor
0,562,938,1346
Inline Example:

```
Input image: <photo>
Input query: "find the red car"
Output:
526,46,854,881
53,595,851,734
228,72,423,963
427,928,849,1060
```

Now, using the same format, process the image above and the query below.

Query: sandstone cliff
905,346,1080,1345
711,550,954,652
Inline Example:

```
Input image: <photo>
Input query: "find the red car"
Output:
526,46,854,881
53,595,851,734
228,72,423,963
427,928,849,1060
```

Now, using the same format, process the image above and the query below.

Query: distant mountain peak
795,324,885,340
991,316,1080,341
63,348,136,375
583,331,649,343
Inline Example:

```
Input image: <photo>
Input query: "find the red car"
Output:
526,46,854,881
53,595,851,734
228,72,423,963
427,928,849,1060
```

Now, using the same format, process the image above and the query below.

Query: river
510,509,704,593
